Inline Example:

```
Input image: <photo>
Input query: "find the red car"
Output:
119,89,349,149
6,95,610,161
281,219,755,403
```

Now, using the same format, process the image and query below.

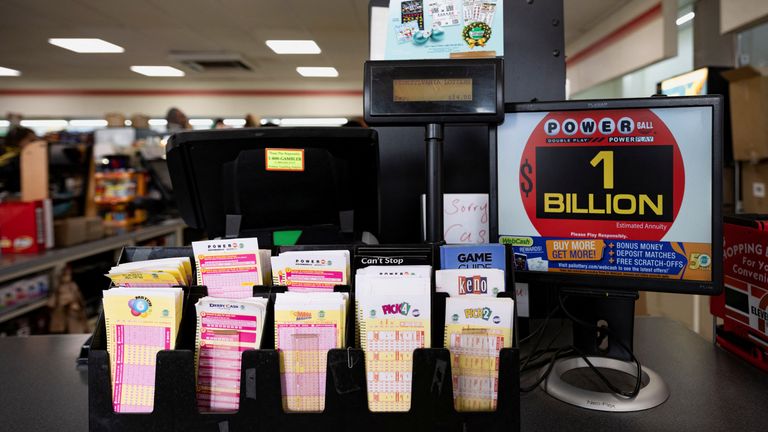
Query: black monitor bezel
491,95,723,295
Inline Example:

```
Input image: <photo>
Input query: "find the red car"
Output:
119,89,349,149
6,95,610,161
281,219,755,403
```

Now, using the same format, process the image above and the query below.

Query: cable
519,309,570,393
518,294,644,398
520,347,574,373
520,318,565,369
557,294,643,398
520,346,572,392
518,303,561,345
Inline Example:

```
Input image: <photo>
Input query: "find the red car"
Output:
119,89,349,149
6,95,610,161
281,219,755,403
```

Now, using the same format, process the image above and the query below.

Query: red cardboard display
0,201,47,254
711,216,768,372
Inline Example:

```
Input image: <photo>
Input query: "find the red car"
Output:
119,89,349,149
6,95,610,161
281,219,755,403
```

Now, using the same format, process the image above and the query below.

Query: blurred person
0,126,37,193
213,118,227,129
165,107,189,132
244,114,260,128
344,117,368,128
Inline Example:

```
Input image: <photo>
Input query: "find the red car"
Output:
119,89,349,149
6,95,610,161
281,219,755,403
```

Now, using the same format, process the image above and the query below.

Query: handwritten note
422,194,489,244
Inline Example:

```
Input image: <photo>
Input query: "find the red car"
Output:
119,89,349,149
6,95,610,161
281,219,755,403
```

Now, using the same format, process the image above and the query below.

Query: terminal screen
393,78,473,102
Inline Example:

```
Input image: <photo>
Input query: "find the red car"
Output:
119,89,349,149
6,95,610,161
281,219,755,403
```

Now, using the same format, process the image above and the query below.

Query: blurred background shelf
0,217,185,285
0,298,49,324
0,218,185,335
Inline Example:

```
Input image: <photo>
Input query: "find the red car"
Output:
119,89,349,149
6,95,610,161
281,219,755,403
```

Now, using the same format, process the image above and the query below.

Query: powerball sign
498,107,713,281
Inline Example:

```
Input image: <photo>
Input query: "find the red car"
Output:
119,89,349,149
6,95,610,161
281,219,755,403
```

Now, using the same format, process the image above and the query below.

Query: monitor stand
539,288,669,412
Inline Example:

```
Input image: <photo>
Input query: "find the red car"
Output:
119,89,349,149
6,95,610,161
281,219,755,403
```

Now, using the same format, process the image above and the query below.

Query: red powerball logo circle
518,109,685,241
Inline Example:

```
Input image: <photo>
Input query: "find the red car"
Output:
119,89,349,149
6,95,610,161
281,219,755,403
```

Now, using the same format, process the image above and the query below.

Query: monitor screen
659,68,709,96
495,97,722,294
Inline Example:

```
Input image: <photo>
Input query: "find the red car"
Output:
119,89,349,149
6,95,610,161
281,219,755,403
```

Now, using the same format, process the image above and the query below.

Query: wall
572,13,694,100
566,0,678,95
721,0,768,34
0,80,363,118
737,20,768,67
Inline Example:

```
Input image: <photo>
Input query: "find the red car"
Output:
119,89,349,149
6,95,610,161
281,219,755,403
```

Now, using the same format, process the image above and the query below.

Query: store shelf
0,218,185,285
94,197,134,205
94,172,137,180
0,298,49,324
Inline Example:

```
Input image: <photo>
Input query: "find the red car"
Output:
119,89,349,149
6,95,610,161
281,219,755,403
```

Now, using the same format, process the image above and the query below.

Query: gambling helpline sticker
265,148,305,172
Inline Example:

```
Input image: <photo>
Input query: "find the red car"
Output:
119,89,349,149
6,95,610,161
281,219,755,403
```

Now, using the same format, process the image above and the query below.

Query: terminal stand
425,123,444,243
539,288,669,412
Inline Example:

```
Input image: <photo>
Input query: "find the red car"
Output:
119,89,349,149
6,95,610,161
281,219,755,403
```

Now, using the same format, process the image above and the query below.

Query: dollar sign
520,158,533,198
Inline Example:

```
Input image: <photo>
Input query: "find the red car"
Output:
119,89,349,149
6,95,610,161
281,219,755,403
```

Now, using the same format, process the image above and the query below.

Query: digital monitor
494,96,723,294
659,68,710,96
657,67,730,98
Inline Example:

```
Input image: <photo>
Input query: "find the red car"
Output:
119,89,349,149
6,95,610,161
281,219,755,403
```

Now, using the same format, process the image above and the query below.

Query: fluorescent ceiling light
0,66,21,76
148,119,168,126
69,119,108,127
130,66,185,77
676,11,695,26
20,119,69,128
296,67,338,77
265,40,321,54
0,120,10,127
188,118,213,127
223,118,246,127
279,117,348,127
48,38,124,53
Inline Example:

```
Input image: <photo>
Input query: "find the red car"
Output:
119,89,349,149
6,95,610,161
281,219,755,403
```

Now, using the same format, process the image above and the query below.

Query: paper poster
385,0,503,60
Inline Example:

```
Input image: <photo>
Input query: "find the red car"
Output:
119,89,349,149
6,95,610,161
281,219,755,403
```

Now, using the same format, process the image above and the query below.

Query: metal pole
425,123,444,243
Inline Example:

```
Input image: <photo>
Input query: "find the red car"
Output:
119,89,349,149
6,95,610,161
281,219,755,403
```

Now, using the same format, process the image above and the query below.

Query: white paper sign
515,283,530,318
422,193,489,244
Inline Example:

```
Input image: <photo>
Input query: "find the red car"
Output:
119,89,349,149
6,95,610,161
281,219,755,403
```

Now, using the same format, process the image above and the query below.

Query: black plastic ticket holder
428,278,520,429
88,286,195,432
363,58,505,243
88,246,521,432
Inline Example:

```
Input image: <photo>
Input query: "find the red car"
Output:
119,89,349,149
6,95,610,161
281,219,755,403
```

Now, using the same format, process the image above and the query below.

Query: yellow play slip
103,287,183,413
444,296,514,412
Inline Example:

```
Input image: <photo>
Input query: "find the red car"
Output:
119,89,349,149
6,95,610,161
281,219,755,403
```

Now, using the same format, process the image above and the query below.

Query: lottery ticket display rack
87,246,520,432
